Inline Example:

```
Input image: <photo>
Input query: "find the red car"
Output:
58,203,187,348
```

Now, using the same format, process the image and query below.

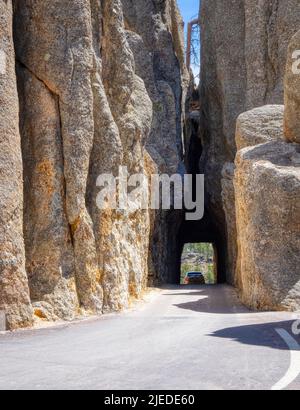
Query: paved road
0,285,299,390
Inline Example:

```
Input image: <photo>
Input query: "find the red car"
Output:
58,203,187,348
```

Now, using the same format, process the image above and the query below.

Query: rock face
230,36,300,310
199,1,300,310
236,106,285,151
221,162,237,286
200,0,300,280
1,0,300,328
0,0,186,329
232,27,300,310
0,0,33,329
221,105,285,286
121,0,188,284
14,0,109,318
284,29,300,144
235,139,300,310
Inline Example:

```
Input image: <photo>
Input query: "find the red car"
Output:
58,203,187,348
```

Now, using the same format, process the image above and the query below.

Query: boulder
236,106,285,151
222,105,285,285
235,140,300,310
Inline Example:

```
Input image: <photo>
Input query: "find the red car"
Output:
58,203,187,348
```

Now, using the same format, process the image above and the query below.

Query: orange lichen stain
70,216,81,236
34,308,47,320
129,283,138,300
37,160,55,195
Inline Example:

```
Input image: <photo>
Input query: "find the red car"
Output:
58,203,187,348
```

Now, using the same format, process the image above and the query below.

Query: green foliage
184,243,214,259
181,243,216,285
205,264,215,285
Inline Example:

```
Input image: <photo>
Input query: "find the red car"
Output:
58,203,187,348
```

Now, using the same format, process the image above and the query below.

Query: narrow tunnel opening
168,209,227,286
164,81,228,288
180,243,217,285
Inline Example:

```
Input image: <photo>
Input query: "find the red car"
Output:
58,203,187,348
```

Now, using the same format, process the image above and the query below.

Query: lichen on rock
0,0,186,329
0,0,33,330
235,140,300,310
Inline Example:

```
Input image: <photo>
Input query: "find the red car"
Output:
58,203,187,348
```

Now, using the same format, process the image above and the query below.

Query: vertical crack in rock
4,0,187,322
0,0,33,329
121,0,188,284
1,0,300,328
14,0,103,316
99,0,153,310
17,63,78,321
1,0,188,328
284,30,300,144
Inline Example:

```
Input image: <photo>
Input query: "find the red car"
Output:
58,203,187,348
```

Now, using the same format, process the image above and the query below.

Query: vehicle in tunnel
183,271,206,285
167,207,228,286
180,243,217,285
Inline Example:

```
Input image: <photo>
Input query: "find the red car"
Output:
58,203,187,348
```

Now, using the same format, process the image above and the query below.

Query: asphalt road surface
0,285,299,390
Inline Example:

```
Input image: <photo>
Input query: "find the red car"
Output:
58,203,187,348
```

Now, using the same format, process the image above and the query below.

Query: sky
177,0,200,79
177,0,200,33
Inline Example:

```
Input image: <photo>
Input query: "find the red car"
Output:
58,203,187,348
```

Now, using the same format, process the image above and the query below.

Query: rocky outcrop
233,36,300,310
235,139,300,310
121,0,188,284
221,105,285,287
236,106,285,151
200,0,300,281
199,1,300,310
284,29,300,144
0,0,186,329
2,0,299,328
14,0,107,318
0,0,33,329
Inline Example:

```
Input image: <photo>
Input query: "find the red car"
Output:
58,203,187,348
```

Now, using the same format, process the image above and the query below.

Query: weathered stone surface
1,0,299,327
236,105,285,151
0,0,186,327
235,140,300,310
284,30,300,144
0,0,33,329
122,0,188,284
14,0,103,315
122,0,187,174
17,65,78,321
222,105,285,287
93,0,153,311
200,0,300,280
221,163,237,286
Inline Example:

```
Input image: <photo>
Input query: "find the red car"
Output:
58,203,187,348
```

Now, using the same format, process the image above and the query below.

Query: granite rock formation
0,0,186,329
234,108,300,310
0,0,33,330
232,27,300,310
199,0,300,282
199,1,300,310
1,0,300,330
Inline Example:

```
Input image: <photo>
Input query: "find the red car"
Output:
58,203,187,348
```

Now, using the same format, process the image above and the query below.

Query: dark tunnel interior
166,94,227,286
168,211,227,285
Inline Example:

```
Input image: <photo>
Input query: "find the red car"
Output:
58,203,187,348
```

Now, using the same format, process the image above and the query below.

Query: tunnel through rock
167,214,227,285
163,87,227,287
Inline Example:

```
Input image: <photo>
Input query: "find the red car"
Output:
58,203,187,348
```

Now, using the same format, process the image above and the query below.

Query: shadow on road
210,321,300,351
169,285,250,314
163,291,205,296
162,285,300,353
